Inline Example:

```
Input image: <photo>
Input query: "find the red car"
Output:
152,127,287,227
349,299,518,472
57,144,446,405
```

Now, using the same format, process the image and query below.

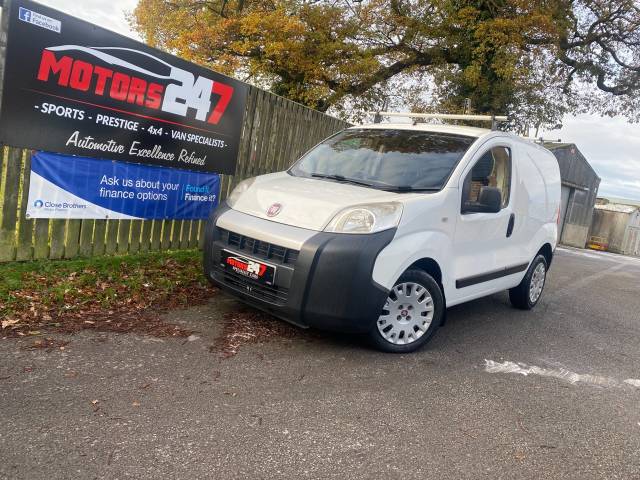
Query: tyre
509,254,548,310
368,269,444,353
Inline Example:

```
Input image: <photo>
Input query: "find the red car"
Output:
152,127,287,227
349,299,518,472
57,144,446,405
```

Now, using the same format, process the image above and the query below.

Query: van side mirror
462,186,502,214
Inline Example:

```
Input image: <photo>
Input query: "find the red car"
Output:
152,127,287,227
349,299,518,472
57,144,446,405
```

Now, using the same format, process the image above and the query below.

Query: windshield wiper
380,186,441,193
310,173,375,188
309,174,439,192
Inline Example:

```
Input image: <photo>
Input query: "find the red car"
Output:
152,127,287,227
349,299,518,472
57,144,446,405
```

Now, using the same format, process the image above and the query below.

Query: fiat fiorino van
203,113,561,352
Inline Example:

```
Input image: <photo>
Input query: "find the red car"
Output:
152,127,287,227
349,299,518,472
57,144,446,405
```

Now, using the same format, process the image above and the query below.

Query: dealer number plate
220,250,276,285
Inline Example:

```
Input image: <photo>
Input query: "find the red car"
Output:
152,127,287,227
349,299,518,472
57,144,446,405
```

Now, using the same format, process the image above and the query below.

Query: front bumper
203,204,395,333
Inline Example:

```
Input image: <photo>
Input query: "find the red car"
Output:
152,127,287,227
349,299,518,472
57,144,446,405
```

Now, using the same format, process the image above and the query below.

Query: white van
203,114,561,352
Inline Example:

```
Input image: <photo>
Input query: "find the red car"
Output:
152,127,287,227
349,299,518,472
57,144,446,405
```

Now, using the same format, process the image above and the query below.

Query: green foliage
0,250,207,323
131,0,640,129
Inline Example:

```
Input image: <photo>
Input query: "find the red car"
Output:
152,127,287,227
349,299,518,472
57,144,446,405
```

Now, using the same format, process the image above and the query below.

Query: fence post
16,150,33,260
78,219,95,257
33,218,49,259
65,220,82,258
0,147,21,261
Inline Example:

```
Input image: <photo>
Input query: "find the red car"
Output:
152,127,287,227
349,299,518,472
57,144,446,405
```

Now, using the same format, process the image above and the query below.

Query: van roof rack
371,112,508,130
521,137,562,145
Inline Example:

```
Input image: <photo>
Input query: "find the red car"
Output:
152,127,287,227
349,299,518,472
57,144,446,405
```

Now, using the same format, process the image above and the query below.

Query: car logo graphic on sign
267,203,282,217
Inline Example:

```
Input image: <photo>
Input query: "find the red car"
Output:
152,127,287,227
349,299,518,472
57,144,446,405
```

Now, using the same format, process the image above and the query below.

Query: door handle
506,213,515,238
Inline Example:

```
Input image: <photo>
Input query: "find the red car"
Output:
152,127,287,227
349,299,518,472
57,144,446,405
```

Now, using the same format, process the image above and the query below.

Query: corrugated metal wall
590,209,631,253
622,212,640,256
546,143,601,248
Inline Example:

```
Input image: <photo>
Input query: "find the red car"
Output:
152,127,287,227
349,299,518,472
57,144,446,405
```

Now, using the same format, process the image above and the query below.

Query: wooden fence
0,85,348,262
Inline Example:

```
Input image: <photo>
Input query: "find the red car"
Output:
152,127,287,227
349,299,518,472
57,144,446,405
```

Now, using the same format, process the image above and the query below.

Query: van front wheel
509,254,548,310
369,269,444,353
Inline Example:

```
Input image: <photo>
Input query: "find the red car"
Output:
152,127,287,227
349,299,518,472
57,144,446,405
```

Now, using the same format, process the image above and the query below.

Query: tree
131,0,640,129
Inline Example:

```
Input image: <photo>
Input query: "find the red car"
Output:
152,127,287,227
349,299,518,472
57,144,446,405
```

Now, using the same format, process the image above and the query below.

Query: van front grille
213,265,289,306
219,228,299,265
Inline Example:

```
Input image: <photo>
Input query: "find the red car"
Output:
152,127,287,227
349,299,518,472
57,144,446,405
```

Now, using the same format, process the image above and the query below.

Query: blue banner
26,152,220,220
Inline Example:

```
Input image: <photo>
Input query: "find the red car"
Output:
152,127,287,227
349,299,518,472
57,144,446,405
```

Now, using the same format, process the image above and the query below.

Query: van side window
462,146,511,212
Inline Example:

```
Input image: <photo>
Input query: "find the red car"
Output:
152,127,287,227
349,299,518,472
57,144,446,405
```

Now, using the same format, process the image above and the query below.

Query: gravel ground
1,247,639,479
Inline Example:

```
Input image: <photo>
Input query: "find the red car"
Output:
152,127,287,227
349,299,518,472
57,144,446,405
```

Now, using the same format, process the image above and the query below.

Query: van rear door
513,148,549,266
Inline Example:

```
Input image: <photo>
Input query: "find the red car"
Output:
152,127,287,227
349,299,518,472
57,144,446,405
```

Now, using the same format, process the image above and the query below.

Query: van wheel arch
406,258,447,325
537,243,553,268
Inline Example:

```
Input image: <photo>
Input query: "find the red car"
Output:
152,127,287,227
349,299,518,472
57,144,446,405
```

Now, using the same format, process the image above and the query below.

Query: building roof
595,203,638,214
544,142,574,150
542,142,600,188
599,196,640,207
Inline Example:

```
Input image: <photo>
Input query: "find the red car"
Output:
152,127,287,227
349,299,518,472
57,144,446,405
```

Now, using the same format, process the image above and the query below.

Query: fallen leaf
1,251,210,338
1,319,19,329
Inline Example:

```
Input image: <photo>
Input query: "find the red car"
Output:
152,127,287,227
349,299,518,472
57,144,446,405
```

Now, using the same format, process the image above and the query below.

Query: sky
23,1,640,202
38,0,140,39
543,116,640,202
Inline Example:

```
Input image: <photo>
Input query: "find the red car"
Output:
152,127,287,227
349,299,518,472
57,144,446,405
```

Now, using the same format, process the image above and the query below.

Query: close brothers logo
35,46,235,125
33,199,44,208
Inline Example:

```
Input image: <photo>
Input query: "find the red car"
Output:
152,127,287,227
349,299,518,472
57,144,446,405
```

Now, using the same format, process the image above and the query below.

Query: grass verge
0,250,216,338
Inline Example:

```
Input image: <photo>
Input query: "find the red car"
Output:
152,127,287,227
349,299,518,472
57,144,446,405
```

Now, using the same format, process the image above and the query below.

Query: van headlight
226,177,255,208
324,202,403,234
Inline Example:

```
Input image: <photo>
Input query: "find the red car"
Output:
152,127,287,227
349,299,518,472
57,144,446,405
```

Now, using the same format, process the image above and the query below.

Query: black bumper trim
203,203,395,334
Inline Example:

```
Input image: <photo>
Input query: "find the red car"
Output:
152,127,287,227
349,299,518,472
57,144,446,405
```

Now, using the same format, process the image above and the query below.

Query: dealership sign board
27,151,220,219
0,0,248,174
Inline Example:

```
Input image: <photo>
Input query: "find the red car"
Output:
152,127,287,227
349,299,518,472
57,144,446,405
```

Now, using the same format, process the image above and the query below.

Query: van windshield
288,129,476,192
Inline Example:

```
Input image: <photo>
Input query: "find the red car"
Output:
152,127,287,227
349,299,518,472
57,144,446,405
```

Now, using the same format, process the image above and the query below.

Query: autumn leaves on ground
0,250,296,355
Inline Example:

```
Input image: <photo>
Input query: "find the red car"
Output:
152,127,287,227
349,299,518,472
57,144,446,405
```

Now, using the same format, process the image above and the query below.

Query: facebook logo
18,7,32,22
17,6,61,33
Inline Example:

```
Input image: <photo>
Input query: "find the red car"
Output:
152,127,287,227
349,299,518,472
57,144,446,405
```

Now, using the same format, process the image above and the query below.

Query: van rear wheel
509,254,548,310
369,269,444,353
